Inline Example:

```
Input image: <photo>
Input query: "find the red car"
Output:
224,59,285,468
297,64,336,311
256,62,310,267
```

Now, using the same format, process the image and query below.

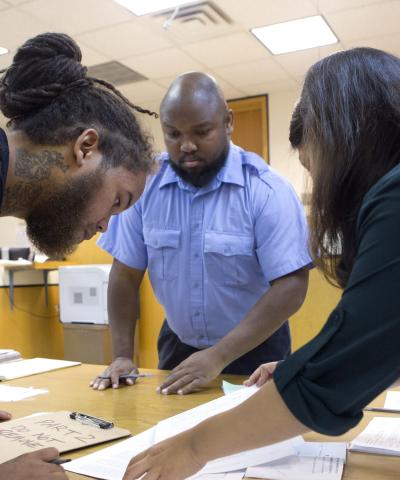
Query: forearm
192,380,308,463
108,261,143,360
211,269,308,366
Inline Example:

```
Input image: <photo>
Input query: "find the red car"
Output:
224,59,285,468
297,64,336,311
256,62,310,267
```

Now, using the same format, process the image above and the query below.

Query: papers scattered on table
384,390,400,409
0,384,48,401
0,349,21,363
349,416,400,456
222,380,245,395
65,386,302,480
0,358,81,381
246,442,346,480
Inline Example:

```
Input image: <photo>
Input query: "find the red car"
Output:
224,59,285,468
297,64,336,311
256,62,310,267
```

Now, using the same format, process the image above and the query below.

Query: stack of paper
246,442,346,480
0,349,21,363
0,358,80,381
349,416,400,456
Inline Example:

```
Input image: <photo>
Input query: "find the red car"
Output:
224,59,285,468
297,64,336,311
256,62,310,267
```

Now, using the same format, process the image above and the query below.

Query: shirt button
194,312,200,317
194,282,199,288
194,253,199,258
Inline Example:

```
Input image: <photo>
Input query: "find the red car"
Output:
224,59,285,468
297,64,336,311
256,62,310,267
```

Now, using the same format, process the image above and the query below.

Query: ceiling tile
182,32,269,68
77,21,173,60
241,78,299,96
0,51,12,70
118,80,166,104
347,32,400,56
215,0,318,28
78,42,111,67
0,8,52,52
19,0,133,36
316,0,388,14
272,43,344,78
215,58,290,88
123,48,204,79
326,1,400,43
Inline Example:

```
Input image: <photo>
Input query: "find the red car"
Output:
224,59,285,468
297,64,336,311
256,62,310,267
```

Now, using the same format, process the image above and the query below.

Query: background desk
2,364,400,479
2,260,75,309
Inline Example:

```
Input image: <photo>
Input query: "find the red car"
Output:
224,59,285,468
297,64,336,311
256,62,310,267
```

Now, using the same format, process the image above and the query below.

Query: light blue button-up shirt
98,144,312,349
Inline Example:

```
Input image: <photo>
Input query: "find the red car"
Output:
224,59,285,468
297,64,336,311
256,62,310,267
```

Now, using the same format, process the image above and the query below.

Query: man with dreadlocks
0,31,156,478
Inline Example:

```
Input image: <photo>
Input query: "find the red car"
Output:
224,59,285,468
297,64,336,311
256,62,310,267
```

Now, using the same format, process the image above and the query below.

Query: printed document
349,416,400,455
245,442,346,480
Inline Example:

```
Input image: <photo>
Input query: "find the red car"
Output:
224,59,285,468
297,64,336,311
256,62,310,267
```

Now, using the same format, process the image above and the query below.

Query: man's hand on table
90,357,138,390
157,349,224,395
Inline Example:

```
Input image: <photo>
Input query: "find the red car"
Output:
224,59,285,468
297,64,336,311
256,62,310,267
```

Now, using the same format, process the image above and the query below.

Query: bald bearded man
92,72,312,395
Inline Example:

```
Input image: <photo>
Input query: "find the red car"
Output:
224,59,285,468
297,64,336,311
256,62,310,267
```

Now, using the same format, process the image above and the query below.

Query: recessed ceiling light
251,15,338,55
115,0,193,16
0,47,8,56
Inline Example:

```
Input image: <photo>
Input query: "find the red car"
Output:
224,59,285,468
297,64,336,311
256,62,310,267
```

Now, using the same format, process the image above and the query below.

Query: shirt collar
158,142,245,190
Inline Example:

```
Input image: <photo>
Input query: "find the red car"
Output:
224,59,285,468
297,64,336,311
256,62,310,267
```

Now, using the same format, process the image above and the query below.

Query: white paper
154,386,301,474
0,349,21,363
65,427,156,479
65,386,301,479
384,391,400,409
222,380,245,395
0,384,48,401
349,416,400,455
295,442,346,460
245,442,346,480
0,358,80,381
246,455,344,480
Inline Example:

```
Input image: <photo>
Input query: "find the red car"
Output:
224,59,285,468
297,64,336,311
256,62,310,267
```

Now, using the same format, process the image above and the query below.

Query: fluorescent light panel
115,0,192,16
251,15,338,55
0,47,8,56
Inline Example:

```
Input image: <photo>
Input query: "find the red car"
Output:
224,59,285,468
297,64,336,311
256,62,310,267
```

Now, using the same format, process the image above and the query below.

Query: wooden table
2,364,400,479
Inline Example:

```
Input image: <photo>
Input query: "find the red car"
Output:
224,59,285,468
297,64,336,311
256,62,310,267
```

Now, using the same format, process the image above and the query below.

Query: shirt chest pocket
144,228,181,281
204,231,256,286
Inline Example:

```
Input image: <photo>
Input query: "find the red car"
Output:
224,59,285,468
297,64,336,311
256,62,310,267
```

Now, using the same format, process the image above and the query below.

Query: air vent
153,1,232,31
87,61,147,86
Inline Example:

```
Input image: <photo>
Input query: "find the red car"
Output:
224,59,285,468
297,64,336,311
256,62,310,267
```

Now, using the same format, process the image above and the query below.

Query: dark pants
157,320,291,375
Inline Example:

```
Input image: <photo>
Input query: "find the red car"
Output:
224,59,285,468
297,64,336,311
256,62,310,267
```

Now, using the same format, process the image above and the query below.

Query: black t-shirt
0,128,9,209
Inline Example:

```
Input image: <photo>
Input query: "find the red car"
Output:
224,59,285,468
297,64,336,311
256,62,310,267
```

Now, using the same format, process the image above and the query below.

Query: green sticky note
222,380,245,395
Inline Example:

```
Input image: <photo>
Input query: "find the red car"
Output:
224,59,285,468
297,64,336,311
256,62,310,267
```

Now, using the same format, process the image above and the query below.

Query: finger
96,378,112,391
256,368,272,387
122,458,150,480
177,378,202,395
110,370,121,389
157,370,187,392
0,410,11,421
27,447,60,461
243,368,261,386
159,374,194,395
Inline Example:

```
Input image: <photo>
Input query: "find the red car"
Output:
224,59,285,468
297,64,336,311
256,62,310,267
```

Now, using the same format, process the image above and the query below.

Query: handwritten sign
0,411,130,463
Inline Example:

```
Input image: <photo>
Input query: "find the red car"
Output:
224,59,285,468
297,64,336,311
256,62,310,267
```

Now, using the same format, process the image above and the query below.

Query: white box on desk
59,264,111,325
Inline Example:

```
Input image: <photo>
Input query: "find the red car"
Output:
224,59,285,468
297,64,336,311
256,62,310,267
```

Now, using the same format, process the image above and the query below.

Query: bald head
160,72,227,119
159,72,233,188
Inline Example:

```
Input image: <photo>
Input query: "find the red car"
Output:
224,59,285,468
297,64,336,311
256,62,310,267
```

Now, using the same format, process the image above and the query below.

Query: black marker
49,458,71,465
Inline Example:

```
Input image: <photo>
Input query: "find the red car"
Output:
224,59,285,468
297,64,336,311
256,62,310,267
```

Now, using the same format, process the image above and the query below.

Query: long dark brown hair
290,47,400,288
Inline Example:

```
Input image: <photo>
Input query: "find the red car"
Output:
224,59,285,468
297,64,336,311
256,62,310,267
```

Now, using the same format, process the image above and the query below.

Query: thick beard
170,145,228,187
26,170,103,259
